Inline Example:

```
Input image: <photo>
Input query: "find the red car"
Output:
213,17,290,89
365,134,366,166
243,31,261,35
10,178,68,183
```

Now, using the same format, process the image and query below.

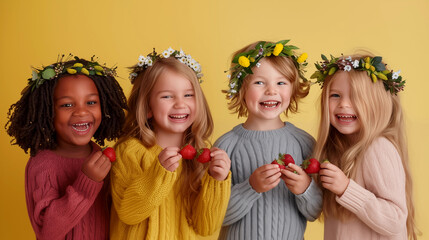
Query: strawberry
281,154,295,165
179,144,197,160
271,160,286,169
196,148,211,163
301,158,320,174
102,147,116,162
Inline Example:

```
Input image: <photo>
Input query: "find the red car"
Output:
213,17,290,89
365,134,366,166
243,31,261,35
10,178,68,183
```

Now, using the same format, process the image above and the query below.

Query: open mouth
72,123,91,132
169,114,189,120
260,101,280,108
336,114,357,122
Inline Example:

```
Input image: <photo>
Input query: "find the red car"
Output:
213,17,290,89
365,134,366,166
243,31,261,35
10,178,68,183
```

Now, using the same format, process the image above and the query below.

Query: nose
265,84,277,96
339,97,352,108
73,104,89,116
174,96,186,108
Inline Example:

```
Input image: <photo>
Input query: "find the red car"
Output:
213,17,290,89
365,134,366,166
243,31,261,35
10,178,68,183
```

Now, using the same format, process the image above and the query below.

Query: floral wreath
310,54,405,94
129,48,203,83
224,40,309,98
28,54,117,92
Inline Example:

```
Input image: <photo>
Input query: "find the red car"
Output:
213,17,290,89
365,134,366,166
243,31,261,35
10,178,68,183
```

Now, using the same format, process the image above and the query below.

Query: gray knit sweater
215,122,322,240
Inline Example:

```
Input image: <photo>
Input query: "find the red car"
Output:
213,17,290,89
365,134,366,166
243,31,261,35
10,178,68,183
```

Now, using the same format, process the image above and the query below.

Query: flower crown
310,54,405,94
224,40,309,98
129,48,203,83
28,54,117,92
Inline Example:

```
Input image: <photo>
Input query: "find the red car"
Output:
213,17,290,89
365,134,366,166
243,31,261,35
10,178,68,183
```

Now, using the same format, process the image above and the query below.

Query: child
110,48,231,239
5,55,128,239
215,40,323,240
311,54,419,239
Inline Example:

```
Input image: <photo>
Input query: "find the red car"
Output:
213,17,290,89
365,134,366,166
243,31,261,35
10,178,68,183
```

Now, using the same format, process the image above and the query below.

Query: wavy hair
226,41,310,118
313,55,418,239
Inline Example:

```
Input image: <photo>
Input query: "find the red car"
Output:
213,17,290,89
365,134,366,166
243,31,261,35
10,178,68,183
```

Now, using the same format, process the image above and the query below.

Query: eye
87,101,97,105
60,103,73,107
161,95,172,99
330,93,340,98
185,93,194,97
254,81,263,85
277,81,287,85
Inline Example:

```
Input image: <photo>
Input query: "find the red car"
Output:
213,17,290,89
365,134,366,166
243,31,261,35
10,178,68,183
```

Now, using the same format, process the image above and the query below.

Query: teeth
170,115,187,119
72,123,90,132
260,101,279,108
337,115,357,122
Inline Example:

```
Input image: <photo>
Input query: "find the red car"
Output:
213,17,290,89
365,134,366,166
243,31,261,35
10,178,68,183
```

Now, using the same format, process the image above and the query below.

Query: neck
156,131,184,148
54,142,93,159
243,116,285,131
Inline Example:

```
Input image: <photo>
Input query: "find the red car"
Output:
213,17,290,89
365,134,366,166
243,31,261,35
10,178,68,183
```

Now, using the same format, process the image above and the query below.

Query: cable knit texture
325,137,408,240
214,123,323,240
110,138,231,239
25,142,109,240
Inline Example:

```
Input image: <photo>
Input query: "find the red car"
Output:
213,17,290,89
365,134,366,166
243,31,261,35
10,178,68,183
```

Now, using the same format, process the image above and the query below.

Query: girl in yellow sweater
110,48,231,239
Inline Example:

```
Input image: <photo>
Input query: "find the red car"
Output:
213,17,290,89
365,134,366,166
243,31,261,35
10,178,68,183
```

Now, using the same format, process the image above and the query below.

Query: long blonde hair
313,55,418,239
118,57,214,218
226,41,310,118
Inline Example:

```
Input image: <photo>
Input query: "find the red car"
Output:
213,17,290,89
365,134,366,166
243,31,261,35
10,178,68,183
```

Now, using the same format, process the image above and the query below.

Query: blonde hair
226,41,310,118
118,57,214,219
313,55,419,239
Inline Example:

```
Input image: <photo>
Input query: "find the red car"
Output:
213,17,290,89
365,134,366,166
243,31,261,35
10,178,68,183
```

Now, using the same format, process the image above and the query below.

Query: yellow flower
377,72,388,80
81,68,90,75
370,65,375,72
250,57,255,62
273,43,284,56
94,65,104,72
73,63,83,68
365,63,370,69
364,57,371,63
328,67,337,75
96,71,103,76
297,53,308,63
238,56,250,67
66,68,77,74
371,73,377,83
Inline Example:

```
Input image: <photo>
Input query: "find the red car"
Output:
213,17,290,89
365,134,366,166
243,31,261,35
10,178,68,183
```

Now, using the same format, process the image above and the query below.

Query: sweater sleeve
191,171,231,236
294,178,323,221
335,138,408,236
26,167,103,240
110,140,177,225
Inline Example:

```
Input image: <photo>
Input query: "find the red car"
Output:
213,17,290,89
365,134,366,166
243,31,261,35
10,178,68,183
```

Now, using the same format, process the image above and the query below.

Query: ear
147,110,153,119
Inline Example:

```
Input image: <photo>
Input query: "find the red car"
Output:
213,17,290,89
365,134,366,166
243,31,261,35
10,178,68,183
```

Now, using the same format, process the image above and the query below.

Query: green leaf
276,39,290,45
310,71,322,79
42,68,55,79
232,52,248,63
321,54,328,61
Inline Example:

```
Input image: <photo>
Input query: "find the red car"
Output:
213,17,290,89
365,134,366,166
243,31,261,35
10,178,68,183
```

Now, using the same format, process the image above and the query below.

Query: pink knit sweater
25,142,109,240
324,137,408,240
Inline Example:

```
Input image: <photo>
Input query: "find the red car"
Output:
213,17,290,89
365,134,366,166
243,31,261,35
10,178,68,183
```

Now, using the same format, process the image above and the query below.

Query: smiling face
53,75,101,152
328,71,361,140
243,59,292,130
148,68,196,141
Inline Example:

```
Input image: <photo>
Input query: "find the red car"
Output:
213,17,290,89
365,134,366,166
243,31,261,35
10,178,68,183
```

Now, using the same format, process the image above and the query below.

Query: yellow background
1,0,428,239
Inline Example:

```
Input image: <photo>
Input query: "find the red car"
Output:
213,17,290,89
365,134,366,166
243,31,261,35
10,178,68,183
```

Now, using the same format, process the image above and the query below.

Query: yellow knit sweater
110,138,231,239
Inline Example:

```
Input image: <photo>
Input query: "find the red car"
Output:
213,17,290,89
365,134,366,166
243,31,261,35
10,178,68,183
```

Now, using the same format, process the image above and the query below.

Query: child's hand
319,162,350,196
249,164,282,193
280,163,311,195
159,146,182,172
81,151,111,182
207,147,231,181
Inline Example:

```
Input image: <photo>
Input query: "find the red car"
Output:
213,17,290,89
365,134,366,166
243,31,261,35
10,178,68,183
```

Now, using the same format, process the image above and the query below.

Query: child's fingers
87,151,103,164
163,155,181,170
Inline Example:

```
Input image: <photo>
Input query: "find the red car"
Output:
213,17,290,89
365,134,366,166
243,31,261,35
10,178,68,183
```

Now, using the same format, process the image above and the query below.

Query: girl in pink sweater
310,54,420,239
6,55,128,240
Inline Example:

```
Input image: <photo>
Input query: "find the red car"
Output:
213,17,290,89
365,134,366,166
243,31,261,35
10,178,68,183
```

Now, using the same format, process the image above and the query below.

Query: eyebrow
55,93,99,101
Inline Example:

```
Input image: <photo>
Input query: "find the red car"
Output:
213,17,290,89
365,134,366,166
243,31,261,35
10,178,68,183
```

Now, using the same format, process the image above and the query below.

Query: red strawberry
301,158,320,174
271,160,286,169
196,148,211,163
102,147,116,162
281,154,295,165
179,144,197,160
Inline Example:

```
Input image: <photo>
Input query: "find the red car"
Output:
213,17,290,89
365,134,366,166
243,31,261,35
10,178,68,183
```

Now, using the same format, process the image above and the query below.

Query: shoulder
26,150,60,177
284,122,315,144
115,137,146,153
214,125,242,146
362,137,402,171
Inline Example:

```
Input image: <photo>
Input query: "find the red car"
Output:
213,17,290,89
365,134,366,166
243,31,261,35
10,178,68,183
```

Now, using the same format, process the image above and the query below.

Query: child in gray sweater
216,40,322,240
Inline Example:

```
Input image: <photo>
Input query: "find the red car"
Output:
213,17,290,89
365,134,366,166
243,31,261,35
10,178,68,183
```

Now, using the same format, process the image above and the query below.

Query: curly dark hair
5,58,128,156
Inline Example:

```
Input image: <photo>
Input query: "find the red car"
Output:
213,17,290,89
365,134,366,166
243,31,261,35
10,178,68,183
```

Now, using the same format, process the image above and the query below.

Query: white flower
129,72,138,79
147,59,153,66
167,47,175,54
230,89,237,93
138,55,146,62
353,60,360,68
189,59,196,68
230,82,236,88
256,62,261,68
392,70,401,80
178,57,186,64
162,50,170,58
344,65,352,72
346,56,352,61
176,49,185,58
137,61,145,67
227,74,231,79
192,64,199,71
197,73,203,78
32,70,39,80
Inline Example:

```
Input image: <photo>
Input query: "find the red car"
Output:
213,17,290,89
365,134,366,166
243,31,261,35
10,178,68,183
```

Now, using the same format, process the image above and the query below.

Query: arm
110,142,177,225
336,138,408,236
26,169,103,240
191,171,231,236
